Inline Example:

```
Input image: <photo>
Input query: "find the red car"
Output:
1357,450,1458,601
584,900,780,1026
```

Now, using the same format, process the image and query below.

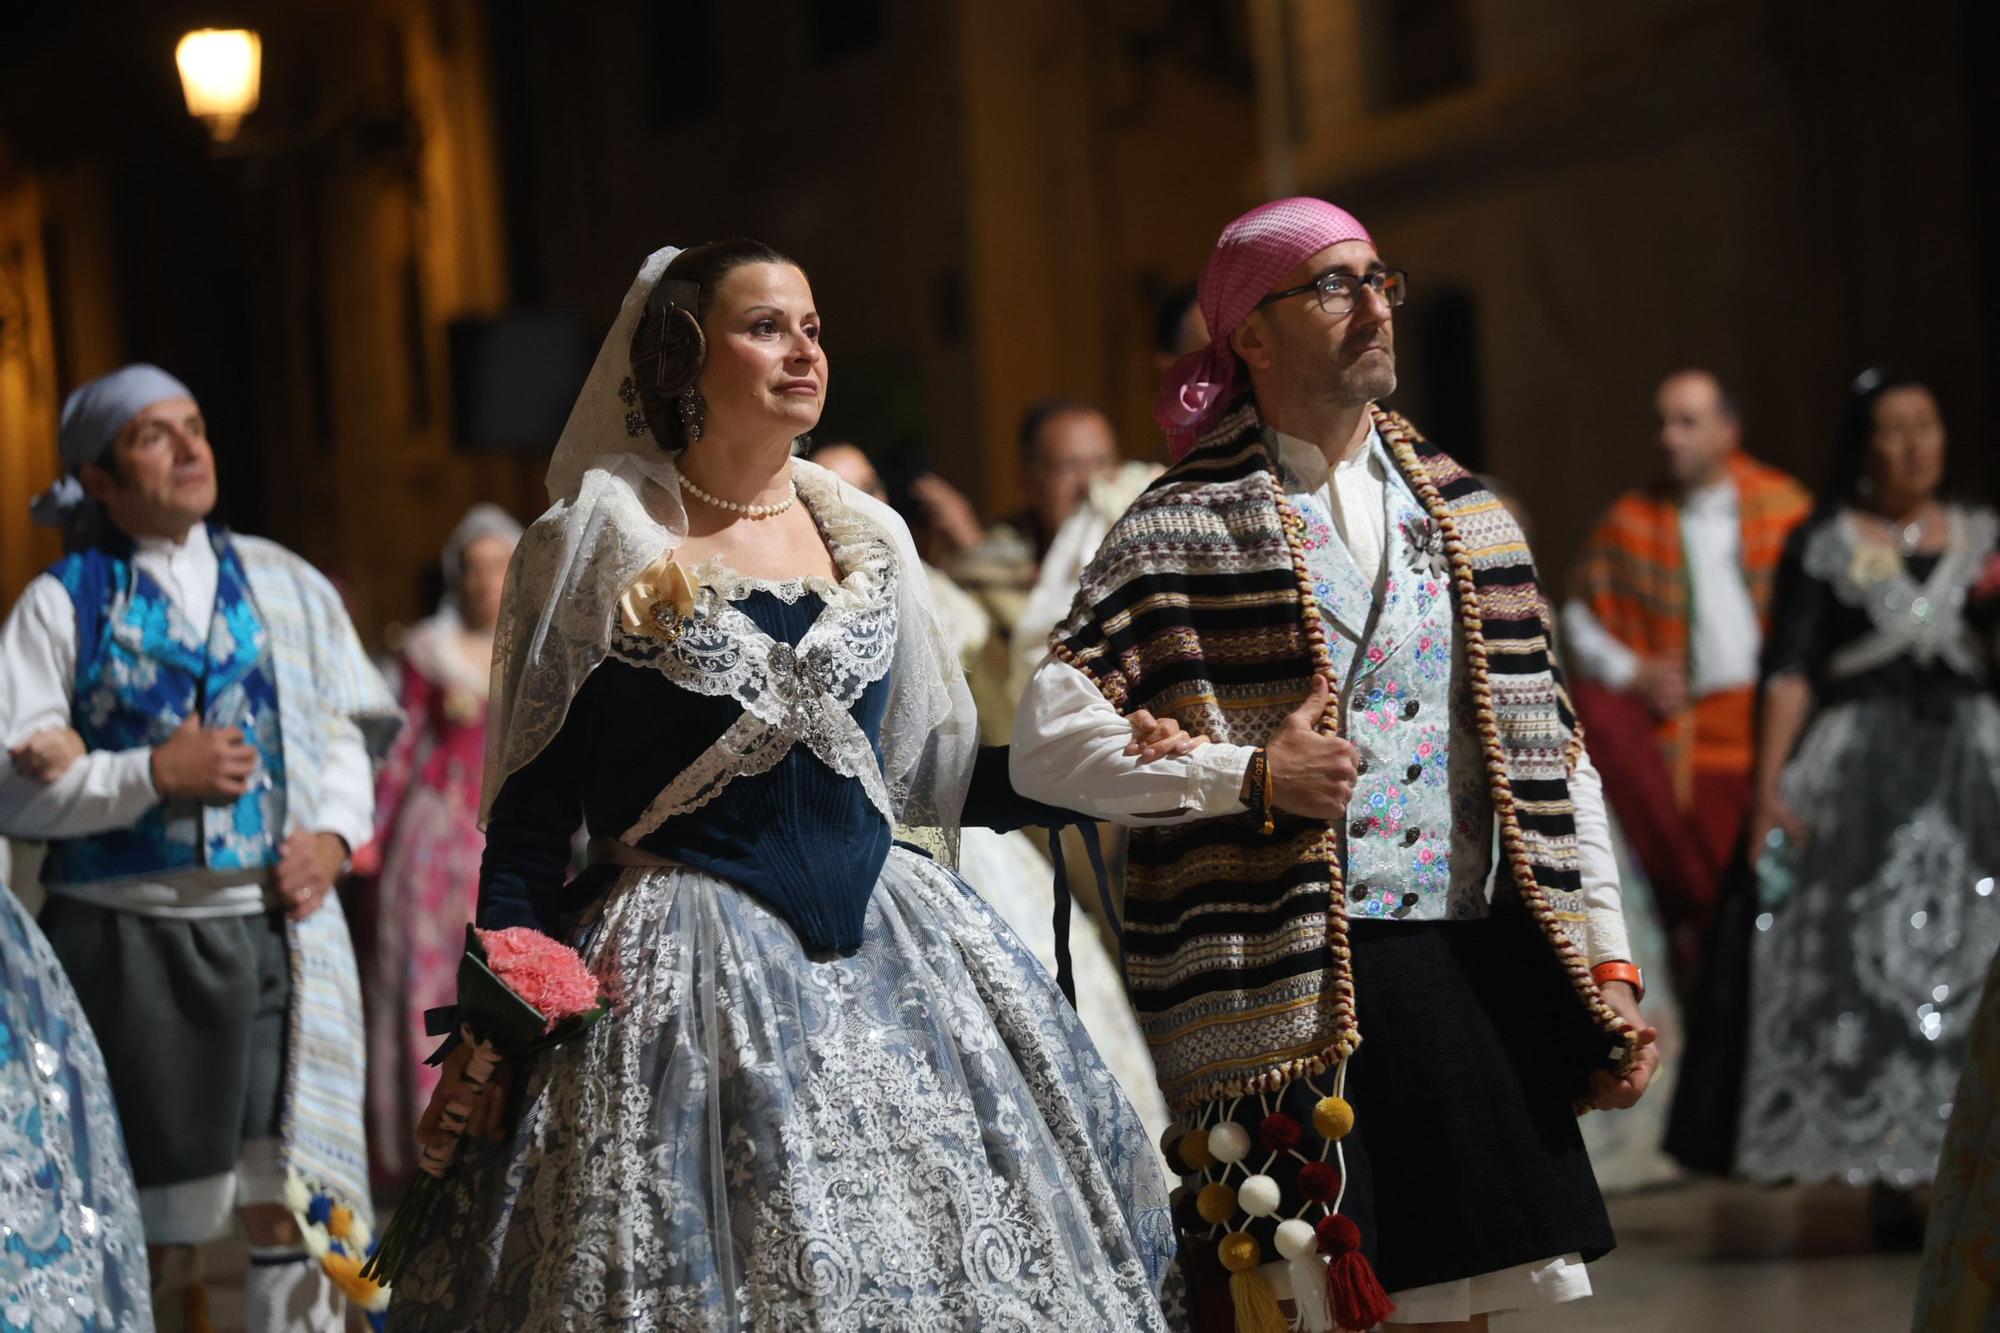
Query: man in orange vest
1565,369,1810,980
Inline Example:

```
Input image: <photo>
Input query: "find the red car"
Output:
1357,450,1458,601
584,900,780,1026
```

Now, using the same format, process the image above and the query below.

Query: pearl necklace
679,470,798,519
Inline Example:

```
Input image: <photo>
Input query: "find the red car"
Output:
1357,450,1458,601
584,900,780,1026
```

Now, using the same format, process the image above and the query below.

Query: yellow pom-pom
1195,1181,1238,1225
1177,1130,1215,1171
1313,1095,1354,1141
1218,1230,1263,1273
328,1204,355,1240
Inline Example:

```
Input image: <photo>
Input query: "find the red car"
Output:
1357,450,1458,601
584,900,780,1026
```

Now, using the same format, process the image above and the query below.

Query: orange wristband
1591,961,1644,1002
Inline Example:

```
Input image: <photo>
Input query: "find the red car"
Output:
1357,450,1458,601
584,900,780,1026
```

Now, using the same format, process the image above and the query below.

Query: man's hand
9,727,85,784
1125,711,1210,764
1630,656,1688,718
151,716,258,804
275,831,347,921
1267,676,1359,820
908,474,986,557
1587,980,1661,1111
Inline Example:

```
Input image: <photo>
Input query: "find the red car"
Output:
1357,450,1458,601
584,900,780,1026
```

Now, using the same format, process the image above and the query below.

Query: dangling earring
679,391,704,443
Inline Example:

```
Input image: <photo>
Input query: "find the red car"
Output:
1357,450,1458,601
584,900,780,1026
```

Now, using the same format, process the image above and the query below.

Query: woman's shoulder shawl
1052,397,1316,743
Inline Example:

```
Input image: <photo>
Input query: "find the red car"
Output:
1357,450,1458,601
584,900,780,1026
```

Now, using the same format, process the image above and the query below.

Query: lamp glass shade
175,29,261,140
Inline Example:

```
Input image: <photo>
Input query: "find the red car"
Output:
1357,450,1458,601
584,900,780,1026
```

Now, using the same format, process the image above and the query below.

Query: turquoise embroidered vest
1287,436,1494,921
41,526,286,886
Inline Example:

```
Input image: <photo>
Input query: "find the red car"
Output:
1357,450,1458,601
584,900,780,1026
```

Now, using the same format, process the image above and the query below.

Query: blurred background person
1152,280,1209,378
946,398,1121,737
353,502,521,1194
1566,369,1812,983
1732,371,2000,1230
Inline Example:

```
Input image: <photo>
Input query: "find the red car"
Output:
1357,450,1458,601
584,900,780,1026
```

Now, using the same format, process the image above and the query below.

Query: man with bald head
1566,370,1810,978
0,364,398,1330
1013,199,1654,1330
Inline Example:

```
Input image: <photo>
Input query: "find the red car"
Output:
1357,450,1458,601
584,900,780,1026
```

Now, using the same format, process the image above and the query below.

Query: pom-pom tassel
1290,1256,1336,1332
1326,1248,1395,1332
1229,1268,1290,1333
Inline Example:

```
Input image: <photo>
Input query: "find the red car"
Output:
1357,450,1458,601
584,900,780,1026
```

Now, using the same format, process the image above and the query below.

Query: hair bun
630,287,706,445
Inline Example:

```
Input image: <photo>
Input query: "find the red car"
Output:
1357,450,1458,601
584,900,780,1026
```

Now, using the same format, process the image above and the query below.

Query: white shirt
0,527,375,916
1563,477,1762,695
1275,427,1389,583
1010,430,1632,967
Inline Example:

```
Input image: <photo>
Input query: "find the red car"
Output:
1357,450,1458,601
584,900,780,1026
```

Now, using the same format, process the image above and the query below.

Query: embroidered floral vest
41,526,286,886
1287,434,1493,921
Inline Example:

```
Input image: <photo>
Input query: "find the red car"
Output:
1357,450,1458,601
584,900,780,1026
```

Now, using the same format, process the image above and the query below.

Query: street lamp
175,29,262,142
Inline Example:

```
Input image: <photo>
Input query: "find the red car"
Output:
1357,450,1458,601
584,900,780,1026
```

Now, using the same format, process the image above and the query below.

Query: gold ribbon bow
619,555,700,640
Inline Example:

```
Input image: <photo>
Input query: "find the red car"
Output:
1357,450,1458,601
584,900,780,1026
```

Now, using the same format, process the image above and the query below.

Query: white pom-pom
1207,1121,1252,1165
1238,1173,1282,1217
1274,1217,1319,1261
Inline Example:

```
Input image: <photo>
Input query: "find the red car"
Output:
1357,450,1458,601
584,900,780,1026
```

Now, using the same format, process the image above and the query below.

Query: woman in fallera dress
1735,371,2000,1193
386,240,1176,1330
357,503,520,1192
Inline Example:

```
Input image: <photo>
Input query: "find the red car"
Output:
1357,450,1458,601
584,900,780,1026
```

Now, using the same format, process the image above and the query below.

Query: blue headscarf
29,363,195,532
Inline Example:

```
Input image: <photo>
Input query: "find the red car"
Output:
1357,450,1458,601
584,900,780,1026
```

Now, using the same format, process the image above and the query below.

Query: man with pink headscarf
1012,199,1658,1331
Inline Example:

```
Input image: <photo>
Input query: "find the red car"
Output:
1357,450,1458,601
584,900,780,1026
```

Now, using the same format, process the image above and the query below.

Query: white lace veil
482,245,978,857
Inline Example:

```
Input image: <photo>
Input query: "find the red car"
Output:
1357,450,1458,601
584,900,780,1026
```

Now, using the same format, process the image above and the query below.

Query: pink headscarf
1156,197,1373,458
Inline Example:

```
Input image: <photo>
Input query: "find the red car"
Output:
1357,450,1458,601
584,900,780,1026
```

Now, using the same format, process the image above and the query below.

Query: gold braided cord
1373,407,1639,1073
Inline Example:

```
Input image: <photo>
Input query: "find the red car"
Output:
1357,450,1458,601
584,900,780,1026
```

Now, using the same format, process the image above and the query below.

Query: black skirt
1339,908,1617,1291
1176,906,1616,1313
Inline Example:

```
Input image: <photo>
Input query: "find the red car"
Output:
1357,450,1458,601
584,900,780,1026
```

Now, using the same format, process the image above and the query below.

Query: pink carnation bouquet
362,924,606,1284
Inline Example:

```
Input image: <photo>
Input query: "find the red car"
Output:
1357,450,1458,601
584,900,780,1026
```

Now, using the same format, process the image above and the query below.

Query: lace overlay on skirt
388,848,1176,1330
1736,694,2000,1185
0,886,151,1331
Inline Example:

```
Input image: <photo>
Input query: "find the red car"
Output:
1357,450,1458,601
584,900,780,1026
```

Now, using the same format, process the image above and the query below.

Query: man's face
1654,372,1738,488
80,395,218,538
1024,409,1118,538
811,442,887,501
1236,240,1397,409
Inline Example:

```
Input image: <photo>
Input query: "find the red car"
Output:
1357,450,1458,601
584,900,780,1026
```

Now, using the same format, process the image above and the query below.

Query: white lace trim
610,472,902,839
1803,505,1997,679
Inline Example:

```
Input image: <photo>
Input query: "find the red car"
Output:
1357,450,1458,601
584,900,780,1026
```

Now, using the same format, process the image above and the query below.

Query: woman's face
457,533,514,631
694,262,825,443
1868,385,1946,505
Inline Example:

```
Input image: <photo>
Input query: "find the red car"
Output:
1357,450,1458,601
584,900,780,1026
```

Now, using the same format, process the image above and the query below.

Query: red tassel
1325,1249,1396,1332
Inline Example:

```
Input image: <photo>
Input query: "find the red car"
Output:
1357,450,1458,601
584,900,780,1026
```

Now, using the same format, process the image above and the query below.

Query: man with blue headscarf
0,364,400,1331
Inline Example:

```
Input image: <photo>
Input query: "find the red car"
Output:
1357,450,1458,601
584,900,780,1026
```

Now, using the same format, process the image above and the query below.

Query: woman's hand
1747,785,1807,860
417,1042,511,1150
9,727,85,784
1587,981,1661,1111
1125,710,1210,764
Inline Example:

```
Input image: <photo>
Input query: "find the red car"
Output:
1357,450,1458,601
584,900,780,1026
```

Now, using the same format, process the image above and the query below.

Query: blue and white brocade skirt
388,846,1177,1331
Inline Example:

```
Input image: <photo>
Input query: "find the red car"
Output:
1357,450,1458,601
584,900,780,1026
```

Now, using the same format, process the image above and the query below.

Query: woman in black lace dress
1734,371,2000,1190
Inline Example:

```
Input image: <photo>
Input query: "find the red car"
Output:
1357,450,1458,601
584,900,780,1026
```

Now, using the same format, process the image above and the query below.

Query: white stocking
243,1247,341,1333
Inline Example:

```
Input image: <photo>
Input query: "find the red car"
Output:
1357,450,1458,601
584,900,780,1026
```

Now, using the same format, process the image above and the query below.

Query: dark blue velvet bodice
479,589,892,953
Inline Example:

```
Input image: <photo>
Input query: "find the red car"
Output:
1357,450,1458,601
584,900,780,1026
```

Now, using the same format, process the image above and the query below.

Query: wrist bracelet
1242,749,1276,836
1259,750,1275,835
1591,961,1644,1003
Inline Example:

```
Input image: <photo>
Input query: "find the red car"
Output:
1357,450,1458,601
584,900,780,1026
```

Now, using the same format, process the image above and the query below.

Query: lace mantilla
611,479,901,838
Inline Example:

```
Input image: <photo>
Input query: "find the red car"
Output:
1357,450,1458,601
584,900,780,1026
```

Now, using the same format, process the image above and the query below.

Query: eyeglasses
1257,268,1408,317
